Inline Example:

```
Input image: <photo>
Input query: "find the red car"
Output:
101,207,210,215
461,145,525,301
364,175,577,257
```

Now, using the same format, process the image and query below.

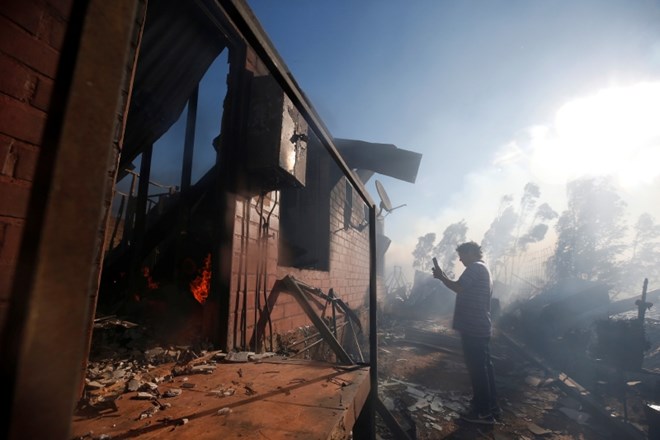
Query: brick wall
328,178,371,309
224,49,373,353
230,48,373,353
0,0,73,330
0,0,146,354
227,176,371,352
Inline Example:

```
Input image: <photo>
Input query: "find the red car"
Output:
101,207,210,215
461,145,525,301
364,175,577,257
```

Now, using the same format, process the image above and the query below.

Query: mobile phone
432,257,440,270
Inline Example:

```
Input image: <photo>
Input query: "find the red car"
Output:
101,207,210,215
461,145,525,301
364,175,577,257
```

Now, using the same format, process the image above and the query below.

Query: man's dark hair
456,241,483,258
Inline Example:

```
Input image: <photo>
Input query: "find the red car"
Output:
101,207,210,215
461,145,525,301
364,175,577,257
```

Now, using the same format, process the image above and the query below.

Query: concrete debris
407,397,429,412
559,407,591,424
524,375,544,387
138,405,159,420
225,351,251,362
249,352,275,361
172,362,216,376
144,347,166,358
126,378,140,392
141,381,158,391
382,396,395,411
217,407,232,415
442,400,467,413
190,364,216,374
430,396,443,412
81,321,230,418
85,380,105,389
208,387,235,397
162,388,181,397
527,422,552,435
405,386,426,398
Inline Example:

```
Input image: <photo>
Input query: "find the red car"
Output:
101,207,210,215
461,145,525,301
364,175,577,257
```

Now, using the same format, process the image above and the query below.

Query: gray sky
246,0,660,281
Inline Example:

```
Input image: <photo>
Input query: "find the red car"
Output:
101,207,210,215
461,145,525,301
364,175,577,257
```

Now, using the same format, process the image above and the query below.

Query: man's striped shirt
453,260,493,337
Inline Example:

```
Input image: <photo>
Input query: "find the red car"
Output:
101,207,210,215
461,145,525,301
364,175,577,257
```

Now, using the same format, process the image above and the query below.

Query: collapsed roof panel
333,138,423,184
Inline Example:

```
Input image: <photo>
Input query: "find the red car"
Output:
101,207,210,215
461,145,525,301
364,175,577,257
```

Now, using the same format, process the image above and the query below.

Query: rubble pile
78,316,278,424
375,312,652,439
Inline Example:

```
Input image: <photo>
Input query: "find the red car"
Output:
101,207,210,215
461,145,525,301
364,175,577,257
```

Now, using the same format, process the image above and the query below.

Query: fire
190,253,211,304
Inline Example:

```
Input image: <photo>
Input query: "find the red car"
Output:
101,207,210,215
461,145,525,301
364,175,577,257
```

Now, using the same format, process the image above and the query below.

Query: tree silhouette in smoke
481,196,518,277
517,203,558,249
432,220,468,278
481,183,557,286
413,182,559,294
548,176,627,292
412,232,436,270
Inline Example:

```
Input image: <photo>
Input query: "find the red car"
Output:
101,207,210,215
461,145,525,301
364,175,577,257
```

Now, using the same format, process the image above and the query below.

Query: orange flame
190,253,211,304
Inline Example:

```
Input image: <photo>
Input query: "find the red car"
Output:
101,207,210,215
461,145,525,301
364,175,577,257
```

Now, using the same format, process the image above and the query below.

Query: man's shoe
460,409,496,425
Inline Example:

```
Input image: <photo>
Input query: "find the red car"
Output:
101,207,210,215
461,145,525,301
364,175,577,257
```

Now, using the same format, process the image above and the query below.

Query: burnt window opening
343,182,369,233
99,0,234,330
278,133,331,270
344,183,353,230
243,74,308,192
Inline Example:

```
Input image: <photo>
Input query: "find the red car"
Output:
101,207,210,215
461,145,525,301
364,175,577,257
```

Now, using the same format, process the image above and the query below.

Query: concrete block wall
0,0,73,332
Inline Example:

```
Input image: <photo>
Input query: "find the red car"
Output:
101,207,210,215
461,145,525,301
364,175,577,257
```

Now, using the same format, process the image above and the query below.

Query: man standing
432,241,499,424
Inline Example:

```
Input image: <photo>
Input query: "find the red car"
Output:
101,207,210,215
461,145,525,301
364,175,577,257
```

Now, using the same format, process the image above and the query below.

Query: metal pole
330,288,338,338
181,85,198,192
368,203,377,438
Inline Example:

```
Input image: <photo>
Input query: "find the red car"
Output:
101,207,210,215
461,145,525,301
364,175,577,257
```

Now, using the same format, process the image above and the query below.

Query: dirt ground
373,316,650,440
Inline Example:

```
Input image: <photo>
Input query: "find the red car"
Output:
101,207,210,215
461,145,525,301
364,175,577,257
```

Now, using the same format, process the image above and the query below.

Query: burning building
0,0,421,439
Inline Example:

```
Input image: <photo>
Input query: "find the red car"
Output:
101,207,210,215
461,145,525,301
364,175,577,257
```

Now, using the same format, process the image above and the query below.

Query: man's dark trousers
461,334,497,413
